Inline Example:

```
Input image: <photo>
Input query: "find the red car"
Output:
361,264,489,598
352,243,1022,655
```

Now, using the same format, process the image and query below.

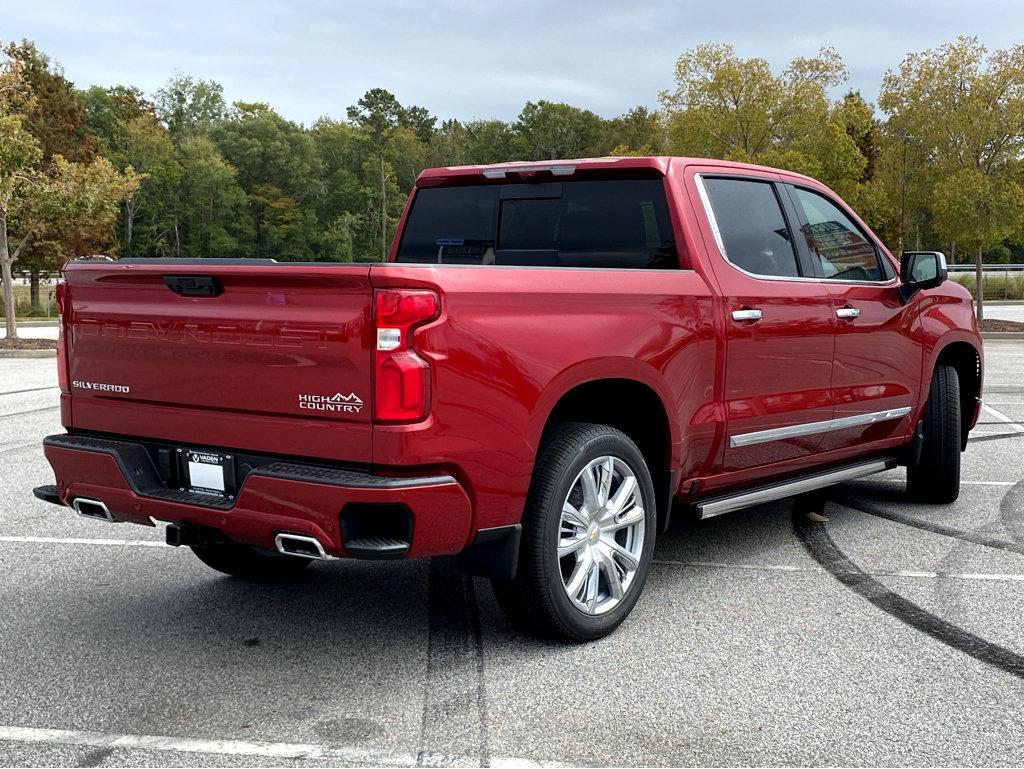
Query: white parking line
0,535,167,548
0,725,563,767
851,479,1018,486
5,536,1023,584
0,725,417,766
982,403,1024,433
653,559,1024,583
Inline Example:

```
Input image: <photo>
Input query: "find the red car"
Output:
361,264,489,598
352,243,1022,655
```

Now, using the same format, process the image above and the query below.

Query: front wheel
907,364,961,503
492,423,657,641
190,541,312,580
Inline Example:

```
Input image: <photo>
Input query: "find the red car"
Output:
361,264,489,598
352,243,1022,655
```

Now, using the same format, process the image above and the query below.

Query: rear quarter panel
370,264,717,531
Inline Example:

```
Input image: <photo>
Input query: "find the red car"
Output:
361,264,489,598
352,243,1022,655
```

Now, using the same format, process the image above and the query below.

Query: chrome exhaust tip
274,533,329,560
72,497,115,522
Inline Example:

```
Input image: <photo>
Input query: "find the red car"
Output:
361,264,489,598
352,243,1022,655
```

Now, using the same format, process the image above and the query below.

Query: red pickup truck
34,156,982,641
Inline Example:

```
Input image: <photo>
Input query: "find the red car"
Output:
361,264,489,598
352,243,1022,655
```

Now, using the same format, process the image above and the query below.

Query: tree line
2,35,1024,335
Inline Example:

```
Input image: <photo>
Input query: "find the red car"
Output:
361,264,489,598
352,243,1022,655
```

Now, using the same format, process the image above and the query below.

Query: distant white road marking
653,559,1024,583
0,535,167,548
2,537,1022,585
0,725,564,767
851,479,1017,487
982,404,1024,434
0,725,418,766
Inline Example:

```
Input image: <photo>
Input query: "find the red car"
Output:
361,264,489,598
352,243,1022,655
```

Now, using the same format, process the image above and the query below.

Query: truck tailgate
62,262,375,463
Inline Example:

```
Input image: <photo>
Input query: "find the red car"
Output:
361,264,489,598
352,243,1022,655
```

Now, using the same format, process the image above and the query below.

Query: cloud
3,0,1022,124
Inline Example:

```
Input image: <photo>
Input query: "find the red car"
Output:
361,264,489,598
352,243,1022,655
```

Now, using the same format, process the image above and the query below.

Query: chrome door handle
731,308,763,322
836,307,861,319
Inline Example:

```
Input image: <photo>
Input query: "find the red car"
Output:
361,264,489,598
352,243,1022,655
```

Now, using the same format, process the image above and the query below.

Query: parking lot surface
1,342,1023,767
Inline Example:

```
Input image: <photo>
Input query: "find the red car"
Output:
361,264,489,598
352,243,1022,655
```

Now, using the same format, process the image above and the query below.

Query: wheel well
934,341,981,448
544,378,672,523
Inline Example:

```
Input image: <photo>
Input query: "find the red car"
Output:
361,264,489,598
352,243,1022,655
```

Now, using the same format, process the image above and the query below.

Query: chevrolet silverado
33,156,983,641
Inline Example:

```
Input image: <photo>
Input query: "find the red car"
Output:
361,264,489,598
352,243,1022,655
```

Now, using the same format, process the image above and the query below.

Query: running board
694,456,899,519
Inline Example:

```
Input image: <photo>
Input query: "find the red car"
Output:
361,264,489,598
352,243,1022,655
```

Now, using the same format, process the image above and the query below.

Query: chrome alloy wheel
558,455,646,615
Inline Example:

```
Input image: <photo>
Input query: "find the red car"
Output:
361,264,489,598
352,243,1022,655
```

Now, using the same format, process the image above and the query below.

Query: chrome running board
695,456,899,519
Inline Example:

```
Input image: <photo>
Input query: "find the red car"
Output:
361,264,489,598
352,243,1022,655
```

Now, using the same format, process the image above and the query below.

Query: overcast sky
2,0,1022,125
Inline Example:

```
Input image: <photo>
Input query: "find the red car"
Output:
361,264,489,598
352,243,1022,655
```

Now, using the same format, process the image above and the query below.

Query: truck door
693,172,836,473
783,183,920,451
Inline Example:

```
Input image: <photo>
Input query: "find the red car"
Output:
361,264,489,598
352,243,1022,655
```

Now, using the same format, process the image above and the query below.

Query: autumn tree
4,40,99,308
879,36,1024,319
1,57,138,336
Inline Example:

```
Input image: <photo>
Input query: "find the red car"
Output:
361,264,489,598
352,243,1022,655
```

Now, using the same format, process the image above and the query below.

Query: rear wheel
907,364,961,503
491,423,657,641
190,541,311,580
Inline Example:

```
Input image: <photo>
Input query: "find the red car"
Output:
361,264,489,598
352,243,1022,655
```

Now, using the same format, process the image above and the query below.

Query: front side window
793,188,884,281
701,177,800,278
396,179,678,269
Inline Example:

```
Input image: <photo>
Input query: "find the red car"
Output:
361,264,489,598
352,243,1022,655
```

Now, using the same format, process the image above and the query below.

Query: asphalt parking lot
1,342,1023,767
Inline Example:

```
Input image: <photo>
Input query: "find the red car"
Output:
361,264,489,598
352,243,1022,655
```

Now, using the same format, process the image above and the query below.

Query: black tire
491,423,657,641
907,364,961,503
190,541,312,580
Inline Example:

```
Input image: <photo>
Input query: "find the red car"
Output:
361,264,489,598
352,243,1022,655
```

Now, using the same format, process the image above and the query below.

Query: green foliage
879,36,1024,254
4,40,94,165
0,49,138,335
515,100,604,160
603,107,665,155
1,34,1021,289
173,136,251,257
656,43,898,237
464,120,521,164
154,75,226,138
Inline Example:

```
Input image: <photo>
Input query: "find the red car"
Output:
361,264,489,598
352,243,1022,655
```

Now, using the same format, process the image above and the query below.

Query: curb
0,349,56,358
15,320,59,328
981,332,1024,341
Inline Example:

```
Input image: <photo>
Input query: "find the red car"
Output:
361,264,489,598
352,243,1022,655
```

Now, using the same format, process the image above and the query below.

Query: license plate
182,450,235,497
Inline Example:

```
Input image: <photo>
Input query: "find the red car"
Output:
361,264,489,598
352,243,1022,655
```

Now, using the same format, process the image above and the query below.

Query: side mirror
898,251,947,303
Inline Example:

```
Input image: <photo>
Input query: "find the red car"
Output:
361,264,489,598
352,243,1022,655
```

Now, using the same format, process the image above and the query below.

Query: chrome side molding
730,407,912,449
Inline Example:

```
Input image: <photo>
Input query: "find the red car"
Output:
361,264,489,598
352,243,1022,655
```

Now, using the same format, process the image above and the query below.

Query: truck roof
415,156,820,187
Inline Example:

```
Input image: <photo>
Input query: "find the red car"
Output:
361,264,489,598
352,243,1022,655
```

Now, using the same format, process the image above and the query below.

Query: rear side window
396,179,678,269
702,177,800,278
792,188,885,281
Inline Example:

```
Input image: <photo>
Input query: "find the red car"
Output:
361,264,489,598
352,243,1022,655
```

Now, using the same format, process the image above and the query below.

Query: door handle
835,307,861,319
731,308,763,322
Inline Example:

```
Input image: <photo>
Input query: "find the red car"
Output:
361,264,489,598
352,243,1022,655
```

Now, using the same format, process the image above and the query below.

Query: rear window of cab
395,179,678,269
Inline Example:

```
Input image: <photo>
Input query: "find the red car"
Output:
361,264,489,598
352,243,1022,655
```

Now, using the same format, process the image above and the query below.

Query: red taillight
55,280,69,394
373,289,439,422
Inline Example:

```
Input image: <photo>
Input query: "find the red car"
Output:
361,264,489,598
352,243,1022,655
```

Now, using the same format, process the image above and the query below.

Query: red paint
40,156,982,558
44,443,472,558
